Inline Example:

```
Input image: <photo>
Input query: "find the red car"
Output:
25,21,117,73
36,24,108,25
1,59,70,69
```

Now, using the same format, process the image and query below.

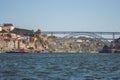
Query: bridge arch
58,32,111,47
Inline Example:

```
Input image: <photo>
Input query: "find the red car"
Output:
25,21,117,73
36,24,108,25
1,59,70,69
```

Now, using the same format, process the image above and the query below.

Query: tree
31,29,34,33
36,29,41,34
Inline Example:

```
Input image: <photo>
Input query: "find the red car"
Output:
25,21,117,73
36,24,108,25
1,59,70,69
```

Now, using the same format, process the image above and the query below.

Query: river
0,53,120,80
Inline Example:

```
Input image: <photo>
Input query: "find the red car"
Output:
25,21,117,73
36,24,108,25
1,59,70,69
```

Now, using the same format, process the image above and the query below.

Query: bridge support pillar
51,32,53,36
113,33,115,40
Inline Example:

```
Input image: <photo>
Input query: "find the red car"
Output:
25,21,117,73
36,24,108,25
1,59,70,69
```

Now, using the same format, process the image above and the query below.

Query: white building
1,24,15,32
0,27,2,31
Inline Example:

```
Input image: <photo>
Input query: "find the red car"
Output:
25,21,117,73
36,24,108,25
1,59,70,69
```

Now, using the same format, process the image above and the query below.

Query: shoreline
0,24,120,54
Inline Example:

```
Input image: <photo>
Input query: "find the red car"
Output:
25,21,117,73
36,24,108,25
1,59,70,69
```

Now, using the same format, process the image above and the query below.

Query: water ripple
0,53,120,80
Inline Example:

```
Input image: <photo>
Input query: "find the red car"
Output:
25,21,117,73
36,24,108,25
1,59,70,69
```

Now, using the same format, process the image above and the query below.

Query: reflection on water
0,53,120,80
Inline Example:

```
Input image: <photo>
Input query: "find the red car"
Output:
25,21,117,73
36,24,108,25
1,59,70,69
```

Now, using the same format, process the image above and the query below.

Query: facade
0,27,2,31
1,24,15,32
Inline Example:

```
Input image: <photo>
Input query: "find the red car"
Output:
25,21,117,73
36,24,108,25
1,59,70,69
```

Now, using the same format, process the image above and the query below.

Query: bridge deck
41,31,120,35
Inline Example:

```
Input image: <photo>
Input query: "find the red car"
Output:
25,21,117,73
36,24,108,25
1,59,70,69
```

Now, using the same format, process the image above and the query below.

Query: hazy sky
0,0,120,32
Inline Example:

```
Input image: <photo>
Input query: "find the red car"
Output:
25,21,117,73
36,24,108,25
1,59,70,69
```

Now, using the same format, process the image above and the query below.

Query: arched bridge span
61,33,110,47
41,31,120,47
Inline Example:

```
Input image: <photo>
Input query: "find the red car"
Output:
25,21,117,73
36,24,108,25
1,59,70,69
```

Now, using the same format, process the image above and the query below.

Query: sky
0,0,120,32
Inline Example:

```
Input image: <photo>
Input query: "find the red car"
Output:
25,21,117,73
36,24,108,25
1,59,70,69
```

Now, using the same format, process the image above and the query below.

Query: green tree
32,29,34,33
36,29,41,34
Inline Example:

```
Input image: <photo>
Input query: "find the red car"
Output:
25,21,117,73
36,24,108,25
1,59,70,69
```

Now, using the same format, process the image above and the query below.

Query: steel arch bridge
41,31,120,47
56,32,110,47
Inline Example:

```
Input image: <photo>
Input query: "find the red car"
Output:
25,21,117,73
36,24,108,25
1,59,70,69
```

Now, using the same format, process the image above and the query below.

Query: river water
0,53,120,80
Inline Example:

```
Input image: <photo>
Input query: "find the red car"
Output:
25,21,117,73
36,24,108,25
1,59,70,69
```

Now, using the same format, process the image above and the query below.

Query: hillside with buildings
47,36,105,53
0,23,119,53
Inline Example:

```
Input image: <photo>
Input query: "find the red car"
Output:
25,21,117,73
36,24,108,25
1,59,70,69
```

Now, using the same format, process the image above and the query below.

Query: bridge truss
41,31,120,47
